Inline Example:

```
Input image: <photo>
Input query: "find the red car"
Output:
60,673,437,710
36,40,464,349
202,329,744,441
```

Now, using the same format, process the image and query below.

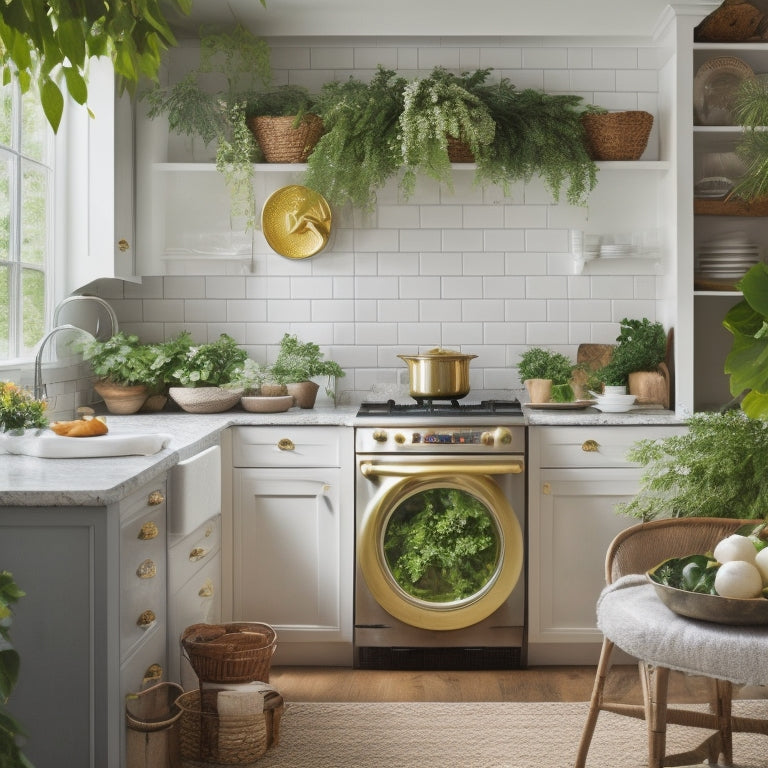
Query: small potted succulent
269,333,345,408
516,347,576,404
167,334,248,413
0,381,47,434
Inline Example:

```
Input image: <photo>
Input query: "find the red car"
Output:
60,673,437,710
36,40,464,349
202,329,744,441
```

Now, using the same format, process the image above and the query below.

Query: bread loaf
50,417,108,437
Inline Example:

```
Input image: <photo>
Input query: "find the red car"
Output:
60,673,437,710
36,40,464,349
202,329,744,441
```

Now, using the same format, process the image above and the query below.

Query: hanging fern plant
399,67,496,198
304,68,407,212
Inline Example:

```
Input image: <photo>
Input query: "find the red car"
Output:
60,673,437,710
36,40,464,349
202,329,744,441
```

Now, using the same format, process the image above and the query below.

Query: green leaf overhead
0,0,191,132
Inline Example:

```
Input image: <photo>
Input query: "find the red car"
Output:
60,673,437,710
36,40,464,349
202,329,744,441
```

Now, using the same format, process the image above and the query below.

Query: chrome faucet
33,324,83,400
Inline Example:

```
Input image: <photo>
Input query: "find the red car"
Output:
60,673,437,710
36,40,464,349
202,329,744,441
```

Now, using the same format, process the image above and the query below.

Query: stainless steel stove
353,397,527,670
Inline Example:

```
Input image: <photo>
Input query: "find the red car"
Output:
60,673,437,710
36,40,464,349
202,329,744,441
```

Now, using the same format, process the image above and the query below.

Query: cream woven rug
252,699,767,768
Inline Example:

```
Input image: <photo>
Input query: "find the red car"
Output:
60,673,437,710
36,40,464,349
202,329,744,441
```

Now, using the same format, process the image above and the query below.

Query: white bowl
593,403,635,413
595,394,637,405
240,395,294,413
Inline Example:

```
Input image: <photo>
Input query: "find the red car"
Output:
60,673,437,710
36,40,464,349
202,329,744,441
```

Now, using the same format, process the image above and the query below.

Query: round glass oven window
383,487,500,604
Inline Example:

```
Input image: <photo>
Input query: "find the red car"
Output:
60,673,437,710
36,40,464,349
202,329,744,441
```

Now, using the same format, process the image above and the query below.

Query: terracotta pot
93,380,149,414
287,380,320,409
524,378,552,404
628,363,670,409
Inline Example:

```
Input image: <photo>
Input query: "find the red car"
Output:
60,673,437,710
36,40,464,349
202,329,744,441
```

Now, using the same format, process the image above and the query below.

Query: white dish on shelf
693,56,753,126
593,403,636,413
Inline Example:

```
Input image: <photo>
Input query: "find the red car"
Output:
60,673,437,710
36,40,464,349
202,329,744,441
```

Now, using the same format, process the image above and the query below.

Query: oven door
357,455,524,631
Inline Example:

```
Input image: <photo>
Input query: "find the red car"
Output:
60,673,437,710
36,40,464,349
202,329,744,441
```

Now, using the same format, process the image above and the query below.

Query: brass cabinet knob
198,580,214,598
147,490,165,506
582,439,599,452
136,559,157,579
138,521,159,540
118,238,130,252
277,438,295,451
136,610,156,628
189,547,207,562
142,664,163,685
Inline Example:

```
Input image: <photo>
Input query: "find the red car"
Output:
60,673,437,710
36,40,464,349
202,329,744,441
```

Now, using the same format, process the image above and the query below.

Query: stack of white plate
591,392,637,413
695,232,761,282
599,243,636,259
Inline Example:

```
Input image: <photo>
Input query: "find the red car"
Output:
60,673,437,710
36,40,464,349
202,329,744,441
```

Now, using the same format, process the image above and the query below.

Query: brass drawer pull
137,609,156,628
277,438,295,451
138,521,159,540
136,559,157,579
189,547,207,562
118,238,130,253
147,490,165,506
198,580,214,598
142,664,163,685
582,439,599,452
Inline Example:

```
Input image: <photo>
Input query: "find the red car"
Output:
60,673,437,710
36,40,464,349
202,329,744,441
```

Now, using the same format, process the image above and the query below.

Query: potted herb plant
304,67,407,212
516,347,576,403
80,331,160,414
269,333,345,408
168,334,248,413
590,318,668,403
0,382,47,434
244,84,323,163
229,358,295,413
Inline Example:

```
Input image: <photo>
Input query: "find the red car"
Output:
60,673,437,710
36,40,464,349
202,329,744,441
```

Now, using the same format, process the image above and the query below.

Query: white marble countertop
0,403,684,507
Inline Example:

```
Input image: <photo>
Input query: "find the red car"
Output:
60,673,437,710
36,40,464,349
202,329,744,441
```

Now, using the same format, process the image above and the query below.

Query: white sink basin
169,444,221,534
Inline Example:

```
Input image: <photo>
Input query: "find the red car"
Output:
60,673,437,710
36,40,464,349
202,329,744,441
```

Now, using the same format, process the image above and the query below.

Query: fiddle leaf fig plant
0,0,191,131
723,262,768,420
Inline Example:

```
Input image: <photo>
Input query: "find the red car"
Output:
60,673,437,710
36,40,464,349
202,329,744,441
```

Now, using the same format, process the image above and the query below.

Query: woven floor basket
446,136,475,163
581,110,654,161
182,623,277,684
247,114,323,163
176,688,283,766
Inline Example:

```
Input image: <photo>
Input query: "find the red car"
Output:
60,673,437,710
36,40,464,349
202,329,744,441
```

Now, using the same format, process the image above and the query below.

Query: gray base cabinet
0,477,167,768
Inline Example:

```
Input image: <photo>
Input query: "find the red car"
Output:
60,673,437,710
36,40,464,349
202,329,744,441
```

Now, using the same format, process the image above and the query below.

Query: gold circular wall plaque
261,185,332,259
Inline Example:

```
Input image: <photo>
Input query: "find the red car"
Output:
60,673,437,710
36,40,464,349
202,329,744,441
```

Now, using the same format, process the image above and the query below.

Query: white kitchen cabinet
225,426,354,666
65,57,138,292
0,477,168,768
527,425,686,665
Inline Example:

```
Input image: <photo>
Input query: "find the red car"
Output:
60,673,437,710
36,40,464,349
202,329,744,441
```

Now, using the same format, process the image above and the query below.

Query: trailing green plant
473,78,598,204
80,331,159,387
516,347,575,402
399,66,496,198
0,381,47,432
591,317,667,389
270,333,345,396
723,262,768,420
169,334,248,388
617,410,768,521
304,68,407,211
731,76,768,202
0,571,30,767
0,0,191,131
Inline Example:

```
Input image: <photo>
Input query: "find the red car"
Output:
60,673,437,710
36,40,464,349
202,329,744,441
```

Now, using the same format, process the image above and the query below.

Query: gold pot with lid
397,348,477,399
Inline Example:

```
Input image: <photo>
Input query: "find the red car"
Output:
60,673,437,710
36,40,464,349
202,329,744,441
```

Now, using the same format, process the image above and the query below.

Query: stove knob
372,429,388,443
394,433,406,444
494,426,513,445
480,431,494,446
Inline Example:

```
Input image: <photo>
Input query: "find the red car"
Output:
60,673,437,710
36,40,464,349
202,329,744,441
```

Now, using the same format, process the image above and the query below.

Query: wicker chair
574,516,766,768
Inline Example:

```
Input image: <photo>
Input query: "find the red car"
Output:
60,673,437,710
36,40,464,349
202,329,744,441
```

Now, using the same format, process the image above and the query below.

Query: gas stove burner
357,398,522,417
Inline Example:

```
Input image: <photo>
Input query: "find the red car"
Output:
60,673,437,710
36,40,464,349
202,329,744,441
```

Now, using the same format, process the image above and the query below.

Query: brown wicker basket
581,110,654,161
176,687,283,766
247,113,323,163
181,623,277,684
446,136,475,163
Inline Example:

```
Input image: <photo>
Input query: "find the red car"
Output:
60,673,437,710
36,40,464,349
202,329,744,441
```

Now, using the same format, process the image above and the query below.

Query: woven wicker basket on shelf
176,687,283,766
247,114,323,163
181,623,277,684
446,136,475,163
581,110,654,161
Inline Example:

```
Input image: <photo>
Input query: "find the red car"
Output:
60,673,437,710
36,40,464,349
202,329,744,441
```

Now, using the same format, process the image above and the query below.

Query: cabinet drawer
232,426,343,467
535,425,686,468
120,622,167,698
168,515,221,593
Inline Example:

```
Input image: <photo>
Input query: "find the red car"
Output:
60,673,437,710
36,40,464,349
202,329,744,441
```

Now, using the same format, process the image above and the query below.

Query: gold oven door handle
360,460,524,478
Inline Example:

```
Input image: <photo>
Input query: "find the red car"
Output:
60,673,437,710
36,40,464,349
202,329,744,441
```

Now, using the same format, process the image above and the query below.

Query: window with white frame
0,80,54,361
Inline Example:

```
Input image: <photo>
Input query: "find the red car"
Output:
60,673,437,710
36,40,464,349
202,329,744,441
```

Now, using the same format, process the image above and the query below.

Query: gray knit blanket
597,574,768,687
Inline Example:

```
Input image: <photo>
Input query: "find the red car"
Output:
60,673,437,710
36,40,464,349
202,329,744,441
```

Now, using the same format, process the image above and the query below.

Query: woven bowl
240,395,294,413
169,387,243,414
581,110,654,161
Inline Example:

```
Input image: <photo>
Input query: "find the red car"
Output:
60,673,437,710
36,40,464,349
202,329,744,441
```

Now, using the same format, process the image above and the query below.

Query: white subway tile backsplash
95,37,670,405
